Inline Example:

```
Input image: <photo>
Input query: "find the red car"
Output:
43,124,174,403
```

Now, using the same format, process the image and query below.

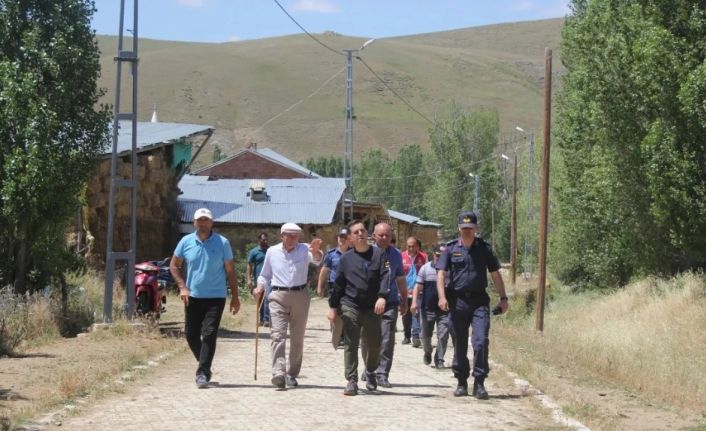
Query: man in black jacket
327,220,390,396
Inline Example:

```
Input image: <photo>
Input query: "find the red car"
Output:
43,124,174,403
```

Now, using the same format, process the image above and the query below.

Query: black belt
271,284,306,291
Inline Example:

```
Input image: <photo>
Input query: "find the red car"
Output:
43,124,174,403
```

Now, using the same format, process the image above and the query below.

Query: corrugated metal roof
104,121,213,157
177,175,344,224
388,209,442,228
256,148,320,177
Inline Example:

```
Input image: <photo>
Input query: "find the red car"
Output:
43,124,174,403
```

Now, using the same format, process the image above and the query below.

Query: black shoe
434,360,444,369
412,338,421,348
365,373,377,391
401,337,411,345
343,379,358,396
454,384,468,397
271,375,286,390
377,375,392,388
360,373,367,382
423,352,432,365
204,371,212,382
286,376,298,388
195,373,208,389
473,379,489,400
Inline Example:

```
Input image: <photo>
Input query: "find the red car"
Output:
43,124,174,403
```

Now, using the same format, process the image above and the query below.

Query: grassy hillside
95,18,564,168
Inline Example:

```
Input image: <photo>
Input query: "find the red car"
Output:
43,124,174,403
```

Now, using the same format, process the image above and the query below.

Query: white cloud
291,0,340,13
226,35,242,42
177,0,206,7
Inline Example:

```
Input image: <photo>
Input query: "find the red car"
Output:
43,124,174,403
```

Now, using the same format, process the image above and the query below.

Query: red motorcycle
134,261,166,320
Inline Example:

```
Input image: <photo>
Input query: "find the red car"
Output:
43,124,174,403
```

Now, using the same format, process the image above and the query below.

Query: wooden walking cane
254,293,264,380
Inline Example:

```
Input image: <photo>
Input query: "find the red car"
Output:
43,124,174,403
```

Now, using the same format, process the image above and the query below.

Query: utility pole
341,38,375,224
524,132,534,279
511,152,518,285
104,0,139,323
536,48,553,332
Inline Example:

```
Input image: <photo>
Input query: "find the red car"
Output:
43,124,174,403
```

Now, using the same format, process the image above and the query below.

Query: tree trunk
13,239,28,294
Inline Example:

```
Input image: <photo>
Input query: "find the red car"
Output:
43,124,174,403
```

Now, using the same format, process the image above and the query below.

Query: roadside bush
0,287,27,356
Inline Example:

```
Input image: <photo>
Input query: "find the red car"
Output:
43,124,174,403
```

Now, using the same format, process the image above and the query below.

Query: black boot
453,380,468,397
473,378,489,400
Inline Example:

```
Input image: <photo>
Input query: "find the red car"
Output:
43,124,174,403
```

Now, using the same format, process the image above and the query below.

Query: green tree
352,149,393,204
390,144,427,216
425,105,502,238
0,0,111,293
212,144,223,163
553,0,706,288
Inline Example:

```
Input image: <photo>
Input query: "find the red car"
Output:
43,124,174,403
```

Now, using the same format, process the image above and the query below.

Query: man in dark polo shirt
436,211,508,400
327,220,390,396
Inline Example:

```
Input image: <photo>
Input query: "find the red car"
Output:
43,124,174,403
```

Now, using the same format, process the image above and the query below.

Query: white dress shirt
257,242,322,288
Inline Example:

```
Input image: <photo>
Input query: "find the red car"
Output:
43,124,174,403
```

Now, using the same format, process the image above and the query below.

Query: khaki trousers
268,289,311,378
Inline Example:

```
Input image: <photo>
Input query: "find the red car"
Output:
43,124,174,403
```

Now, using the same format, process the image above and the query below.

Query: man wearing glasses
327,220,390,396
436,211,508,400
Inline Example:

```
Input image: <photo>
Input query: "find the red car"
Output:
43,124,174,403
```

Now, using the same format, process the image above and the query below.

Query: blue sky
91,0,570,43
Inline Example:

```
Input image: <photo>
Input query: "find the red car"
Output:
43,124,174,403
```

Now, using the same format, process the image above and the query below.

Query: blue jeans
259,283,271,323
402,297,421,339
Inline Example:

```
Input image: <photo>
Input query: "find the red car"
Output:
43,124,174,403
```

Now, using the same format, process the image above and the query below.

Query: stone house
84,120,213,264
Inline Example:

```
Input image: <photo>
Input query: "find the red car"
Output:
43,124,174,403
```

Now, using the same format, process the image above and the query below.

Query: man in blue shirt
247,232,270,326
436,211,508,400
316,228,350,298
361,222,407,388
170,208,240,389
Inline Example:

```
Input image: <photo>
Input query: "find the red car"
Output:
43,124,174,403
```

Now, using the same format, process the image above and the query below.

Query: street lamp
341,38,375,222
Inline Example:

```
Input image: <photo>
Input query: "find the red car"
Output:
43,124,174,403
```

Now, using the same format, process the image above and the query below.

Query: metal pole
523,133,534,279
536,48,552,332
343,49,354,223
511,153,518,285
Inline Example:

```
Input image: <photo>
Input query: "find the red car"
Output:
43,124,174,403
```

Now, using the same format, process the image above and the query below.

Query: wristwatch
500,296,508,301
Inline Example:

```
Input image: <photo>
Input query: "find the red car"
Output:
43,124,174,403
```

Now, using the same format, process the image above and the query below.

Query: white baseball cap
280,222,302,234
193,208,213,220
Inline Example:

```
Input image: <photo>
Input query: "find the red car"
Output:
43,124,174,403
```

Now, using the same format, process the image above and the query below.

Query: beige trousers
268,289,311,378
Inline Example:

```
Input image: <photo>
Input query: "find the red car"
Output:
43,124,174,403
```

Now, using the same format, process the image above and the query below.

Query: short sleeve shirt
415,261,440,311
323,247,345,283
247,246,268,282
436,237,500,295
379,246,404,305
174,231,233,298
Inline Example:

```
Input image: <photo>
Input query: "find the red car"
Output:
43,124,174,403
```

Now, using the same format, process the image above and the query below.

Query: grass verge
493,272,706,430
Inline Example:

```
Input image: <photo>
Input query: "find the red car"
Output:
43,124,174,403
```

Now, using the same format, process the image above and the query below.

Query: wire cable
272,0,344,57
356,56,435,125
254,66,346,133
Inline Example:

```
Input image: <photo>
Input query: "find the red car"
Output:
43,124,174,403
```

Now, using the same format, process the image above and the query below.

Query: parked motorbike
134,261,167,320
149,257,177,291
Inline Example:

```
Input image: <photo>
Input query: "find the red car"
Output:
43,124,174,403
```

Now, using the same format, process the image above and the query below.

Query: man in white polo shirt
254,222,323,389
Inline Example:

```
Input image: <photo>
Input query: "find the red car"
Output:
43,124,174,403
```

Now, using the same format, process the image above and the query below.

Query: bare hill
95,18,563,168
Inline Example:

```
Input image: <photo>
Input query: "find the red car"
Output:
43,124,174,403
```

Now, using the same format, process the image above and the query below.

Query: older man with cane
253,222,322,389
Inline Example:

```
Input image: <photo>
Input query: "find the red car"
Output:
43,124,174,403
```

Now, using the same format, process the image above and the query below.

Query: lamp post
503,151,518,285
341,38,375,223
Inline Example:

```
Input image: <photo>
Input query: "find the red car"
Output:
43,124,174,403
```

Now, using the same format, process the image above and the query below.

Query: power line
356,56,435,126
272,0,344,57
358,178,468,201
354,144,530,181
254,66,346,133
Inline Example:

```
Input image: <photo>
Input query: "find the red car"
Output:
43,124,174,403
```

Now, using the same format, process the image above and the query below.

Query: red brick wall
196,152,311,179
